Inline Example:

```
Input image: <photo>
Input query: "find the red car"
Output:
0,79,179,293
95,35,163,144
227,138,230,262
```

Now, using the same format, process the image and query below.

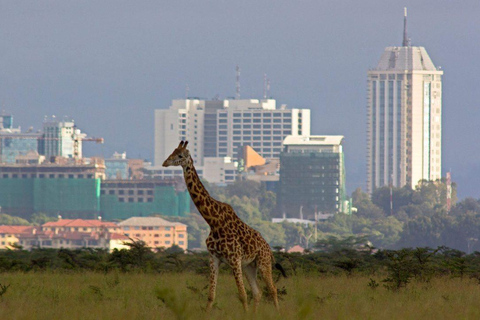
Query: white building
42,118,86,159
366,10,443,193
153,98,310,184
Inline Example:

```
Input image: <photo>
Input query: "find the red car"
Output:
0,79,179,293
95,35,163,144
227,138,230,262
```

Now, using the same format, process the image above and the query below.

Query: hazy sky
1,1,479,198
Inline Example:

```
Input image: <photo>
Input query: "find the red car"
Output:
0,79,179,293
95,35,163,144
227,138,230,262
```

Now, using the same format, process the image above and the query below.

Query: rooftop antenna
402,7,410,47
235,65,241,99
185,84,190,99
267,78,271,98
263,73,267,99
263,73,271,99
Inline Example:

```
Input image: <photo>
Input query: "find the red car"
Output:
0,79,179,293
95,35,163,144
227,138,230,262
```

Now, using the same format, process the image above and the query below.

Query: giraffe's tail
274,263,287,278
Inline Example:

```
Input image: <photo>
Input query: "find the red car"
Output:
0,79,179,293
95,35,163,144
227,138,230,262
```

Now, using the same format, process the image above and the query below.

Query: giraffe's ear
177,141,184,149
184,141,189,148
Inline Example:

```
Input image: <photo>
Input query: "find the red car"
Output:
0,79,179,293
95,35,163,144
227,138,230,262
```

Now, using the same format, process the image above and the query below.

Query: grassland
1,272,480,319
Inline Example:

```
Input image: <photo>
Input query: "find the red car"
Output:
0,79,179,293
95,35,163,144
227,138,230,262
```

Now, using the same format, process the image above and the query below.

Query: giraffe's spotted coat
163,141,280,312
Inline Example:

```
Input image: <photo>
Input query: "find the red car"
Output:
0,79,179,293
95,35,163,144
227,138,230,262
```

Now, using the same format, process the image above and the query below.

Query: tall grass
1,272,480,319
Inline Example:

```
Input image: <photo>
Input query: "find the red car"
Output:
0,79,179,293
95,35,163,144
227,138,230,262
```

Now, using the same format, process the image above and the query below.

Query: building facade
154,99,311,168
118,217,188,251
278,136,347,218
0,115,42,164
367,12,443,193
40,118,86,160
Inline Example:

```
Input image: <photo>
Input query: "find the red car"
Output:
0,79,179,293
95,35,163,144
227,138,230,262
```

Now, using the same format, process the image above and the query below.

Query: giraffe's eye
178,155,183,158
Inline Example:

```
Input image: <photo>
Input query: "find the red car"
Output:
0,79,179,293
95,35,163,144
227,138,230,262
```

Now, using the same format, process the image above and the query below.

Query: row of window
1,173,94,179
101,189,154,196
118,197,154,203
123,226,172,231
220,112,293,118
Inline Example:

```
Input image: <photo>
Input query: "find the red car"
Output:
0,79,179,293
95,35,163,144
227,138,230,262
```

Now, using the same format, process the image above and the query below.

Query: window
124,227,130,231
119,190,125,195
178,234,185,238
147,198,153,202
119,198,125,202
128,190,134,195
179,241,184,245
138,190,144,195
165,227,171,231
165,241,171,245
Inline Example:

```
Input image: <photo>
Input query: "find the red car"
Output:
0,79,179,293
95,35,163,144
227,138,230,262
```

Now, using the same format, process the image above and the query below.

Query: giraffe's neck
182,156,218,227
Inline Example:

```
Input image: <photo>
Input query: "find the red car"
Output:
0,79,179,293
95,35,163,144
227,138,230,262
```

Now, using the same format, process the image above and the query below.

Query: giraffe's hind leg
206,255,220,312
231,259,249,311
259,258,279,309
244,263,261,312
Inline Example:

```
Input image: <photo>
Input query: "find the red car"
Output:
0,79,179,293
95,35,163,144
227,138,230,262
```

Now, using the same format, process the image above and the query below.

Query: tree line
3,178,480,252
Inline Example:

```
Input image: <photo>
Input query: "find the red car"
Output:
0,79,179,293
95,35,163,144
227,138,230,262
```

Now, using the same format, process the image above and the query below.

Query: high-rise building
154,99,311,167
40,118,86,160
278,135,347,218
0,115,41,164
367,9,443,193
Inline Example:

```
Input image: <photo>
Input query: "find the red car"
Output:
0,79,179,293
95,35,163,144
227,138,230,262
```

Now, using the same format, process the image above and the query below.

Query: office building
278,135,347,218
367,10,443,192
0,114,41,164
40,118,86,160
154,98,310,167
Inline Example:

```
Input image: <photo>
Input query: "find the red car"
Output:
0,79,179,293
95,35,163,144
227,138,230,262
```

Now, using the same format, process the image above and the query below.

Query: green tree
0,214,30,226
31,213,58,225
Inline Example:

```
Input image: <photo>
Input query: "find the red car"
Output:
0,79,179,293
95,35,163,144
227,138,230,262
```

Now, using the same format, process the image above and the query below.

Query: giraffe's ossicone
163,141,286,312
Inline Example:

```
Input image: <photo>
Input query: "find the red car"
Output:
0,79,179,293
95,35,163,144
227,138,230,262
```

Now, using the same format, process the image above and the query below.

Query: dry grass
1,272,480,319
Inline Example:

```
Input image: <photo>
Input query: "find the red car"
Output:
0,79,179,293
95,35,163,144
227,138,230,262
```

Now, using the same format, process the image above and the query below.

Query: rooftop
283,135,344,146
43,219,117,228
118,217,186,227
372,46,442,72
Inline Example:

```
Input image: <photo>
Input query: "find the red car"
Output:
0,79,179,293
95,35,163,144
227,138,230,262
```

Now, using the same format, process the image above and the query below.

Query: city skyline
0,2,478,198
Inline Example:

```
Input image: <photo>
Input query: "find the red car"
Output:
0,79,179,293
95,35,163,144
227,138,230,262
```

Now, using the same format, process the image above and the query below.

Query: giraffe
163,141,286,312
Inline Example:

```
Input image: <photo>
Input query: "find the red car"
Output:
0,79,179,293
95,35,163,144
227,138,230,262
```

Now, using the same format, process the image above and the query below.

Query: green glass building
278,136,348,219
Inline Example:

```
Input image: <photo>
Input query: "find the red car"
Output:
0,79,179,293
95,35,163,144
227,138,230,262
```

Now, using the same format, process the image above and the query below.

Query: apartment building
118,217,188,251
0,225,34,249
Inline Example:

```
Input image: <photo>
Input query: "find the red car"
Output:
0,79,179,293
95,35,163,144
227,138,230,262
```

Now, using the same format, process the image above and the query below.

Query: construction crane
72,134,104,161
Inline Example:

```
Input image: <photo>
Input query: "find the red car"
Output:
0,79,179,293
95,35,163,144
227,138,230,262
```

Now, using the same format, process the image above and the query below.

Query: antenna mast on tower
235,65,241,99
263,73,267,99
402,7,410,47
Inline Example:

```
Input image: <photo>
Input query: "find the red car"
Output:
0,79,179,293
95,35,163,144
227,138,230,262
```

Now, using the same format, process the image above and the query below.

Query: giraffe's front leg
206,255,220,312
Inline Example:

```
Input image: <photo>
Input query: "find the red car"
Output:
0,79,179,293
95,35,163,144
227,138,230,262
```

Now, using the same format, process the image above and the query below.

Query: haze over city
1,1,479,198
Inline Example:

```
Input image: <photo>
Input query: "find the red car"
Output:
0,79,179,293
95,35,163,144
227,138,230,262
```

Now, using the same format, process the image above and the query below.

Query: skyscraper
367,9,443,193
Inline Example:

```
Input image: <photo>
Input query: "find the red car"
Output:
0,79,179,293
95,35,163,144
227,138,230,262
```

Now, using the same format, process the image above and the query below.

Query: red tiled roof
109,233,130,240
0,225,36,234
287,245,305,253
42,219,117,228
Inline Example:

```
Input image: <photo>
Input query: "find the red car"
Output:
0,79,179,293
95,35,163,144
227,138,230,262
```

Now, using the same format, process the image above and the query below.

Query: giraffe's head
162,141,191,167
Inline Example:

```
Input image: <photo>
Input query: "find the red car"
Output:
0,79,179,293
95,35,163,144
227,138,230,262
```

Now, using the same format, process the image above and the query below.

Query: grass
1,272,480,319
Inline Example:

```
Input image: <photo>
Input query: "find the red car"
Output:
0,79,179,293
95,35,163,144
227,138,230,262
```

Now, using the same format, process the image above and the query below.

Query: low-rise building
118,216,188,251
0,225,35,249
18,229,130,251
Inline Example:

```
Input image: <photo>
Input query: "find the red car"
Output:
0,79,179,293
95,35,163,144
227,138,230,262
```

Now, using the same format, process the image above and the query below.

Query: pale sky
1,1,479,198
